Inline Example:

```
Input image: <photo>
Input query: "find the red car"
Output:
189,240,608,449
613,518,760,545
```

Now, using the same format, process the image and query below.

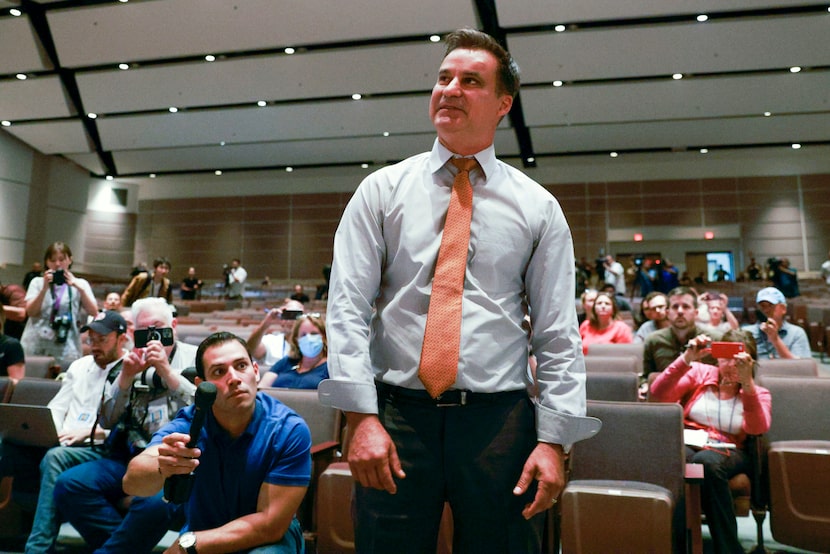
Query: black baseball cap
81,310,127,335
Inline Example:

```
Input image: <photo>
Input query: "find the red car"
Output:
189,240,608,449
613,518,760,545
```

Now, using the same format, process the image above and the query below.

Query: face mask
298,334,324,358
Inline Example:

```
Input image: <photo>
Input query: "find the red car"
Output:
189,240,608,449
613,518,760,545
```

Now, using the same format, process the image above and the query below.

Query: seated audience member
180,266,203,300
0,308,25,381
54,298,196,553
260,313,329,389
121,257,173,307
5,311,128,554
103,291,122,312
289,283,310,304
579,292,633,355
743,287,810,359
577,288,598,325
1,278,28,339
123,332,311,554
650,330,770,554
698,292,739,334
601,283,631,312
644,286,720,380
247,300,305,369
23,261,44,291
634,291,670,343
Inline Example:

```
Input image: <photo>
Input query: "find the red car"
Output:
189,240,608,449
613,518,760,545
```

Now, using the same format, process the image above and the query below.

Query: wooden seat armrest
311,440,340,457
685,463,704,554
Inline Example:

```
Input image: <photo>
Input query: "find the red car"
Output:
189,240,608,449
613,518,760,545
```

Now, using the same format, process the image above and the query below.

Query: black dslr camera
53,269,66,285
133,325,175,348
51,314,71,343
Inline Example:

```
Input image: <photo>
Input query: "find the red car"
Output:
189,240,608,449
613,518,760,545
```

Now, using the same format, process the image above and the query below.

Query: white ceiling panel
531,113,830,153
47,0,476,68
97,96,436,150
3,119,92,154
63,152,106,175
521,71,830,126
497,0,821,28
509,14,830,83
0,17,51,74
76,42,444,114
0,76,73,120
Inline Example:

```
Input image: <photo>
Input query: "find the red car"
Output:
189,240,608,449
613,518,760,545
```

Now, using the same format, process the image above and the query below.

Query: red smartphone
710,342,744,358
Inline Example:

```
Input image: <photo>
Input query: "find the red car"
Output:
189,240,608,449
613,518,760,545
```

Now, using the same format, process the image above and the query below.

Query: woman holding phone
650,329,771,554
21,242,98,368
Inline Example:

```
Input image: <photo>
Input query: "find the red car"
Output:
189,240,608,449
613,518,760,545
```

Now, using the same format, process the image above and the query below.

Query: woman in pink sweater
651,329,771,554
579,291,632,354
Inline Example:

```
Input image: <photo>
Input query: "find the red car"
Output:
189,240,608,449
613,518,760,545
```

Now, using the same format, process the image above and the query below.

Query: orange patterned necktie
418,158,477,398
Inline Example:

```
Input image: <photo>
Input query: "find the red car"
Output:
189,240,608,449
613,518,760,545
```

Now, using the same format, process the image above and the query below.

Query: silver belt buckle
435,390,467,407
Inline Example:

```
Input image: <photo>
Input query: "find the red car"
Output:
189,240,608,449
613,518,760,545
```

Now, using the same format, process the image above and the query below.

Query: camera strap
90,359,124,452
49,283,72,326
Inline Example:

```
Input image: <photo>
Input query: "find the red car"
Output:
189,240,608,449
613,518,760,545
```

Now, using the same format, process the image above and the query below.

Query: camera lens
149,330,162,342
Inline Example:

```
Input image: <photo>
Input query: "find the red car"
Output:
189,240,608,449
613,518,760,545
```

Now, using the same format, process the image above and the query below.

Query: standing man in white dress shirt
320,28,599,553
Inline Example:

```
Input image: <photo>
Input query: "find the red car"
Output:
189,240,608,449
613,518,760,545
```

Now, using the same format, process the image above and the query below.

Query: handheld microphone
163,381,217,504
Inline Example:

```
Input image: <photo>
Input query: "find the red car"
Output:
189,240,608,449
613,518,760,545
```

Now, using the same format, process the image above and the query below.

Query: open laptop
0,403,59,448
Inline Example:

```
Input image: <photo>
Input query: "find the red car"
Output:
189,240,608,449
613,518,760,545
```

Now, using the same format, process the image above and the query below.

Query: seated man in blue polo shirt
743,287,811,359
123,332,311,554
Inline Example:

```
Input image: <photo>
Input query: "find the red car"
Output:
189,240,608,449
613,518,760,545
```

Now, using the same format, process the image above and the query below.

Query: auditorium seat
585,372,639,402
755,357,819,379
583,354,640,374
7,377,62,406
585,343,644,374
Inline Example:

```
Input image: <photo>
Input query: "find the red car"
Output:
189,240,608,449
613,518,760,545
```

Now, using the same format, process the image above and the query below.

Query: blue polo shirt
743,321,811,359
150,392,312,532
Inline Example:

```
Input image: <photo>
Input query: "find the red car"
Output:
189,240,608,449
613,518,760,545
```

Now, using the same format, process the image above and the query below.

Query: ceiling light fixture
792,143,802,149
696,14,708,22
118,63,130,70
554,24,566,32
672,73,683,80
700,148,709,154
764,111,772,117
16,73,27,80
256,100,267,107
9,8,22,16
789,66,802,73
610,152,619,158
106,175,114,181
526,157,535,163
168,107,178,113
553,80,563,87
284,47,295,55
285,167,294,172
352,93,362,100
214,170,222,175
382,131,390,137
205,55,216,62
1,120,10,127
87,113,98,119
149,173,156,178
220,141,226,146
361,163,369,169
429,35,441,43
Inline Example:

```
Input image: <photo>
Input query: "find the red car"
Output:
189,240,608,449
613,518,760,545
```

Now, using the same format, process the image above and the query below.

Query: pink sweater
579,319,633,355
650,357,771,449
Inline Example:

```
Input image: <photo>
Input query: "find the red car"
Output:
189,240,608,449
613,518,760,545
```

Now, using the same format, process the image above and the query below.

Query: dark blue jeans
54,456,181,553
355,384,544,554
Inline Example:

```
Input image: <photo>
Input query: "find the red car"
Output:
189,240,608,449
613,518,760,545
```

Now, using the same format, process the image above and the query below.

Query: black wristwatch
178,532,197,554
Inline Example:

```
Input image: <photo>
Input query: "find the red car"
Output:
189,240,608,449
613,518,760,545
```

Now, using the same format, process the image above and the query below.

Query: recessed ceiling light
168,107,178,113
672,73,683,80
285,167,294,172
118,0,128,3
382,131,390,137
352,93,362,100
205,55,216,62
554,24,566,32
106,175,114,181
792,143,802,149
284,47,295,55
256,100,267,107
87,113,98,119
763,111,772,117
118,63,130,70
700,148,709,154
220,141,226,146
16,73,27,80
553,80,564,87
1,120,11,127
9,8,22,16
696,14,708,22
610,152,619,158
789,66,802,73
526,157,535,163
361,163,369,169
214,170,222,176
429,35,441,43
149,173,156,178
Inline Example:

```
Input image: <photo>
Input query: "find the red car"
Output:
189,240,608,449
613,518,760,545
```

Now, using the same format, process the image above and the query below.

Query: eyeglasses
83,335,112,346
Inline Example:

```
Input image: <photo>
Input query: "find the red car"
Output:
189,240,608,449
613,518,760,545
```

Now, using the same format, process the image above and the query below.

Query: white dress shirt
321,139,599,447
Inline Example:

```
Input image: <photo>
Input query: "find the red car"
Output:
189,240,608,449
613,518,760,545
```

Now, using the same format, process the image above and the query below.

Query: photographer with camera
246,300,305,370
121,257,173,308
53,297,197,553
21,241,99,368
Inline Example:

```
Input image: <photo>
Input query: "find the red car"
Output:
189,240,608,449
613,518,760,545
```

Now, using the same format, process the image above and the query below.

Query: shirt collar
429,138,496,183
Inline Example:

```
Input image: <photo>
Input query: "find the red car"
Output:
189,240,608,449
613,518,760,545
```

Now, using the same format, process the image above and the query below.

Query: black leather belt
376,381,528,407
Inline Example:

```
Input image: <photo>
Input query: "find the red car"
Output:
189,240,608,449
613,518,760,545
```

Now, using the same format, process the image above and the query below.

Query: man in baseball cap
744,286,810,359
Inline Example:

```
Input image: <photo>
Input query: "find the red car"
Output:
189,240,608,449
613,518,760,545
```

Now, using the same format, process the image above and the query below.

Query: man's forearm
123,448,165,497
